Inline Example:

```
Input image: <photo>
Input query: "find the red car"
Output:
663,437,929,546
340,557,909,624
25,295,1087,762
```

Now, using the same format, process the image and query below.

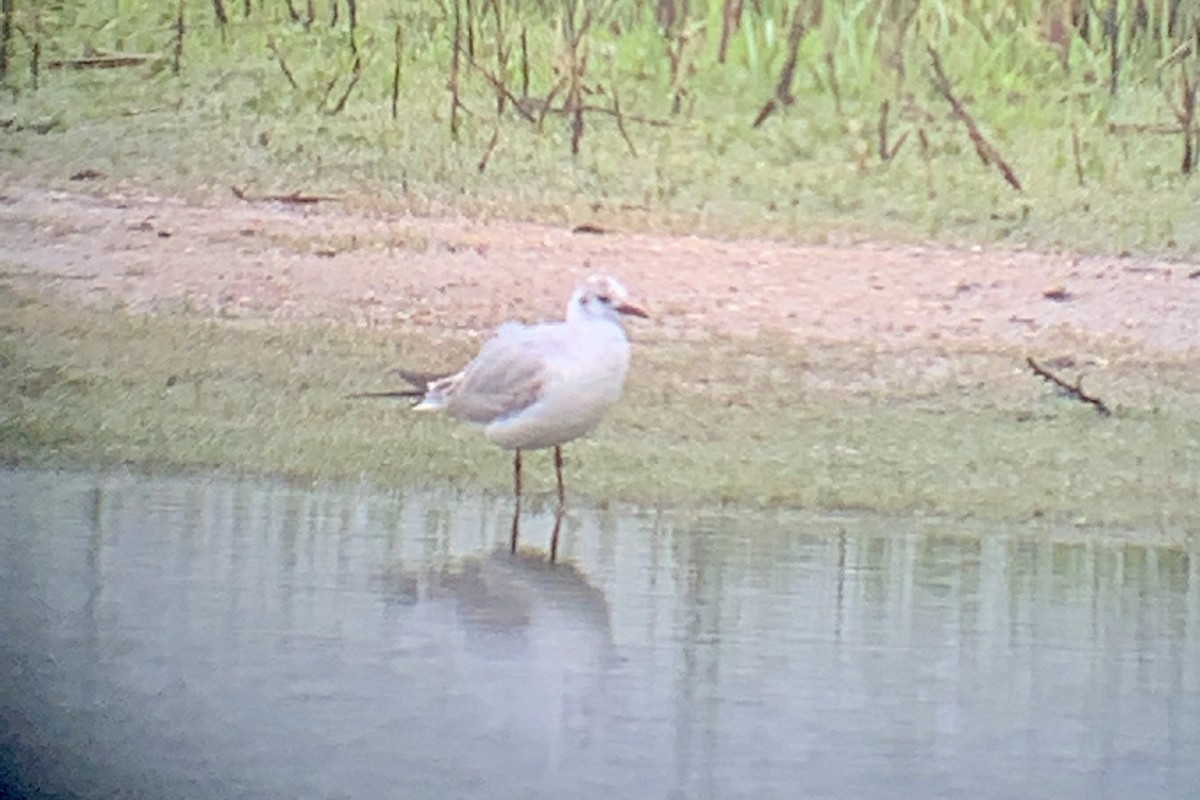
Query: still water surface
1,469,1197,800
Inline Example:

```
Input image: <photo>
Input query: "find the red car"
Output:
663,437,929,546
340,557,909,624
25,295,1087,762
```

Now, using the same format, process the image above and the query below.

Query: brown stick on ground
1026,357,1112,416
752,5,809,128
926,45,1023,192
230,187,340,204
46,53,163,70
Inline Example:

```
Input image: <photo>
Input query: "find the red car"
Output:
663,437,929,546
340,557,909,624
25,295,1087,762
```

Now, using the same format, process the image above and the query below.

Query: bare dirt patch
1,183,1198,354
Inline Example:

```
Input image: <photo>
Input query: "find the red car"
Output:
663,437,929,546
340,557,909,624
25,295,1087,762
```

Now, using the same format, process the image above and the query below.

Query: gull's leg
549,506,564,563
549,445,565,562
510,448,522,554
554,445,566,508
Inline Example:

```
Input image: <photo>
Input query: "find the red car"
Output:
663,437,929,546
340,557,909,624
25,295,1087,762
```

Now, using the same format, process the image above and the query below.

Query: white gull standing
356,275,648,559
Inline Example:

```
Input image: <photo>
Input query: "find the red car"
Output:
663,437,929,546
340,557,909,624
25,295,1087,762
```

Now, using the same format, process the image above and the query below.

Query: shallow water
0,469,1196,800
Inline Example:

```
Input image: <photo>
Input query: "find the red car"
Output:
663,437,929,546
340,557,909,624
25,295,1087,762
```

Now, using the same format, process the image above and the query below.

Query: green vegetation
2,283,1197,529
2,1,1200,252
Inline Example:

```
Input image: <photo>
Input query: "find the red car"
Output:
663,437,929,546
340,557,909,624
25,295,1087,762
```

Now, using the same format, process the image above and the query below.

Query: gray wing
438,323,563,424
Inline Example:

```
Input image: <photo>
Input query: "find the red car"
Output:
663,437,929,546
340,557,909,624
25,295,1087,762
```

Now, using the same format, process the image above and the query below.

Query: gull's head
567,275,649,324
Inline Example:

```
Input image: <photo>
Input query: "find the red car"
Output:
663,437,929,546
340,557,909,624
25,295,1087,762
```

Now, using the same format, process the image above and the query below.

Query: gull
354,275,647,560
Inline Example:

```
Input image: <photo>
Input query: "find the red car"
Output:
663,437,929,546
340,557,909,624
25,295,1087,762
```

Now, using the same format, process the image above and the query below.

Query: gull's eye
597,294,611,305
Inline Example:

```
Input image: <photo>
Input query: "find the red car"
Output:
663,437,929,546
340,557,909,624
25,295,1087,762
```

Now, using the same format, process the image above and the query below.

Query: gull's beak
617,302,649,319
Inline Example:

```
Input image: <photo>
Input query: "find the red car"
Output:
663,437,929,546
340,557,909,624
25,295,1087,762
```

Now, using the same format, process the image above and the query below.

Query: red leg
549,446,565,561
509,448,522,553
549,506,564,563
554,445,565,508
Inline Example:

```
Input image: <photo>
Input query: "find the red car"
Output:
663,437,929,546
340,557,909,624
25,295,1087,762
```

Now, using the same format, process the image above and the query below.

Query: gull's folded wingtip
345,389,425,401
344,368,448,402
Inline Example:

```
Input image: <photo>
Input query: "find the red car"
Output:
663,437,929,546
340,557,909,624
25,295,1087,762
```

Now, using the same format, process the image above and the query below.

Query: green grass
3,1,1200,254
3,3,1200,535
2,282,1198,530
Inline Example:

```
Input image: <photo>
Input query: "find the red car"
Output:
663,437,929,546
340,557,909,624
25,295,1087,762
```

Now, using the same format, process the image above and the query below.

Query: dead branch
211,0,229,35
1,0,12,79
391,24,403,120
230,186,340,204
449,0,464,138
752,4,809,128
535,77,564,132
926,44,1023,191
519,26,529,97
1106,0,1119,96
1071,122,1085,186
345,0,358,54
918,126,935,198
522,99,669,129
266,37,299,89
878,100,889,160
562,1,593,156
1107,122,1186,135
488,0,507,115
662,0,691,115
877,100,909,161
477,126,500,173
612,84,637,157
458,45,535,122
825,51,842,117
1172,62,1199,174
173,0,185,76
1026,357,1112,416
718,0,742,64
325,54,362,115
46,53,163,70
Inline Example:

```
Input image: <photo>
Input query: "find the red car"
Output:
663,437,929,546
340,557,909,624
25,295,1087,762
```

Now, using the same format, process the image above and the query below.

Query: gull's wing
432,322,568,425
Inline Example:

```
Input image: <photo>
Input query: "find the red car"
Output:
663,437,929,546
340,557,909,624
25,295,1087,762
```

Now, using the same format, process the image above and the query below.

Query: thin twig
211,0,228,38
718,0,742,65
326,54,363,115
825,51,842,117
520,26,529,97
878,100,890,160
449,0,464,138
1027,357,1112,416
612,84,637,156
918,126,935,198
46,53,163,69
391,24,403,120
752,5,808,128
926,44,1023,191
267,37,298,89
173,0,186,75
457,45,535,122
0,0,12,79
230,186,340,204
1071,122,1085,186
477,126,500,173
